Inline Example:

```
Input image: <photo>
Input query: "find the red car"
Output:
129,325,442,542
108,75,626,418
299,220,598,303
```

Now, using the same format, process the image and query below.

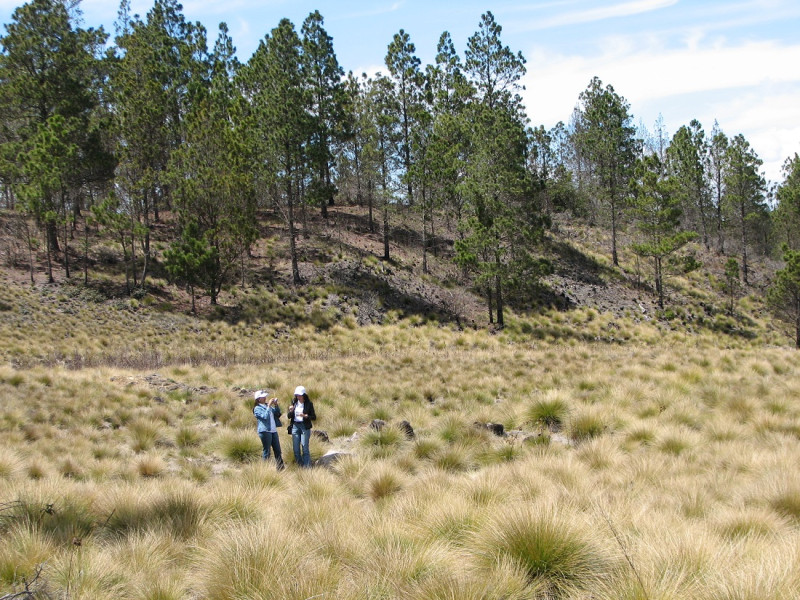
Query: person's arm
254,404,269,419
307,401,316,421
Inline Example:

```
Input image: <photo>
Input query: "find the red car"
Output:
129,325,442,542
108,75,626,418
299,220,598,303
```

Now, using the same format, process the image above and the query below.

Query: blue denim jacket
253,404,282,433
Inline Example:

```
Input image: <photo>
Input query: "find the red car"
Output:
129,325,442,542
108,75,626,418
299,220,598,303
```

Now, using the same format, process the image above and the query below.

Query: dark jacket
287,398,316,430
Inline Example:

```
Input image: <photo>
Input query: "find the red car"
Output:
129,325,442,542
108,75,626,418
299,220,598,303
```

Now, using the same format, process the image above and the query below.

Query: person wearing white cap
253,390,284,470
287,385,316,467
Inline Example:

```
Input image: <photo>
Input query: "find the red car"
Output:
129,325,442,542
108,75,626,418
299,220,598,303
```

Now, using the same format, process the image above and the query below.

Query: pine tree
242,19,308,284
166,26,256,305
724,134,767,286
110,0,208,289
456,12,549,327
0,0,113,282
772,154,800,250
629,154,696,309
385,29,423,207
301,11,345,219
708,121,729,253
573,76,640,266
768,246,800,348
668,120,710,248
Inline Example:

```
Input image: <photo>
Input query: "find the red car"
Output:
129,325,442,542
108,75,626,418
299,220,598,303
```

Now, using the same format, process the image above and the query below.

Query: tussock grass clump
413,437,442,460
361,425,404,450
433,444,476,473
769,488,800,522
0,528,52,588
194,521,336,600
216,430,261,463
0,449,23,480
58,456,85,480
475,505,610,598
659,435,691,456
175,425,202,449
135,454,167,478
717,509,782,540
365,463,406,501
569,411,607,443
527,393,570,431
625,426,656,448
1,493,97,547
128,419,164,453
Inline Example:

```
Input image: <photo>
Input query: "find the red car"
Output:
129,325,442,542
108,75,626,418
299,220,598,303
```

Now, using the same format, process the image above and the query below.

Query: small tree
629,154,695,309
164,221,215,314
723,258,739,315
768,246,800,348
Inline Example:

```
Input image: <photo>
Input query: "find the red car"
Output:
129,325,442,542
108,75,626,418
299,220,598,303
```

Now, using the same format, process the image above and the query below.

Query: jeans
258,431,284,470
292,422,311,467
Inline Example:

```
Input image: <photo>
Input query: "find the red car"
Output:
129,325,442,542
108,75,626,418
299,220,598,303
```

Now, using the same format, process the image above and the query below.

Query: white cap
254,390,268,400
293,386,306,396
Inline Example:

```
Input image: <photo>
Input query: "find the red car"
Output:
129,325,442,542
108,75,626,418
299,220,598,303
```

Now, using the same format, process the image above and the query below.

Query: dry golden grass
3,283,800,598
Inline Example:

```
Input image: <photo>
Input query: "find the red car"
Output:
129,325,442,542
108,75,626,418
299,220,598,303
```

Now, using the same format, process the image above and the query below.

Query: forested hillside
2,0,800,346
6,5,800,599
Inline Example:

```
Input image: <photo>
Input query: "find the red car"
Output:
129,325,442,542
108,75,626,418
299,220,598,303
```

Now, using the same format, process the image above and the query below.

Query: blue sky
3,0,799,183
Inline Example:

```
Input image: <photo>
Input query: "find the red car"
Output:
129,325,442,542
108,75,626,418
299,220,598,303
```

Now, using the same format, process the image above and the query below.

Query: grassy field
2,273,800,599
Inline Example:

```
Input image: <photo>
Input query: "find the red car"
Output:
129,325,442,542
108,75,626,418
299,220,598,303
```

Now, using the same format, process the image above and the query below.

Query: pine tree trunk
495,254,504,328
740,202,749,285
422,192,428,275
62,220,70,279
287,155,301,285
45,225,54,284
368,178,374,233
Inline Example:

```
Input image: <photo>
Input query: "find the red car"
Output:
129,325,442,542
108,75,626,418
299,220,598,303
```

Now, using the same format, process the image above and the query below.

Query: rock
370,419,386,431
315,450,351,468
474,422,505,437
550,433,572,446
312,429,330,443
397,420,415,439
507,429,551,445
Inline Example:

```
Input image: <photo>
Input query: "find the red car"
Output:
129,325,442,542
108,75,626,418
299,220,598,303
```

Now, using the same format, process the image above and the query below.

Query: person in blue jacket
253,390,284,470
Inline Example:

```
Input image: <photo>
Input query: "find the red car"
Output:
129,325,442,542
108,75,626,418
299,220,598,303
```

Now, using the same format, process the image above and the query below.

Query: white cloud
339,2,404,20
521,36,800,183
516,0,678,30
